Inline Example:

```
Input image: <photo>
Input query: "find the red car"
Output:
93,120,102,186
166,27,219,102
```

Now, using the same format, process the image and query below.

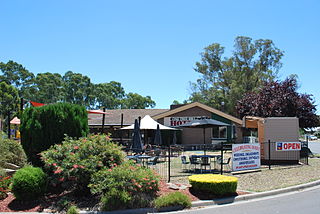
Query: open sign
276,142,301,151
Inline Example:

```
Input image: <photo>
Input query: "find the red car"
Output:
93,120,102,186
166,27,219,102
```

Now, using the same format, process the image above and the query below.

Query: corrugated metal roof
88,109,169,126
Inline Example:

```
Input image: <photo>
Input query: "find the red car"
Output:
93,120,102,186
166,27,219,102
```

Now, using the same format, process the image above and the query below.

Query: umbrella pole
203,128,206,156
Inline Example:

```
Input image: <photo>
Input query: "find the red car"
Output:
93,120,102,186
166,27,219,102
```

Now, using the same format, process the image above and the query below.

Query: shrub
66,205,79,214
189,174,238,195
0,169,12,200
154,192,191,209
89,161,160,210
41,134,125,192
0,135,27,168
100,189,132,211
20,103,89,165
11,166,47,200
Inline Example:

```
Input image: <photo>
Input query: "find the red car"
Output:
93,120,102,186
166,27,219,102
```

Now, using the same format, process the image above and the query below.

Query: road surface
308,140,320,154
174,186,320,214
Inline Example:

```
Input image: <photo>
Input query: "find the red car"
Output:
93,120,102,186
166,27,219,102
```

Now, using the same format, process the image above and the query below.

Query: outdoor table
135,155,152,167
191,155,221,172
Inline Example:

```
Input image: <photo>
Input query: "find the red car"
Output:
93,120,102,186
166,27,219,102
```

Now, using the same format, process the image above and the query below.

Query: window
212,126,227,139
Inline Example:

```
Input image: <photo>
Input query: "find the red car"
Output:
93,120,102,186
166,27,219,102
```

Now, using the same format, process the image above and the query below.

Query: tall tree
0,60,35,99
0,82,20,132
0,82,19,115
190,36,284,115
122,93,155,109
236,76,319,128
32,73,64,103
93,81,125,109
63,71,94,108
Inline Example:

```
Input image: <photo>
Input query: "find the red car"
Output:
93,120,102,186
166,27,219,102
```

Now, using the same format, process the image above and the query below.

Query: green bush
0,135,27,168
11,166,47,200
100,189,132,211
0,169,12,200
66,205,79,214
154,192,191,209
20,103,89,165
189,174,238,195
89,161,160,210
41,134,125,192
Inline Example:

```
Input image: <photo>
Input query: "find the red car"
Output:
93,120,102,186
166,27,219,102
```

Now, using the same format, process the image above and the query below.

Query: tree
20,103,88,165
0,82,20,115
63,71,94,108
93,81,125,109
122,93,155,109
189,36,284,115
0,60,35,99
0,82,19,133
236,77,319,128
32,72,64,103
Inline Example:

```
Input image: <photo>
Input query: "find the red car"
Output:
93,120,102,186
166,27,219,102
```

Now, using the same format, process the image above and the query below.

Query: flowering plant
41,134,125,191
0,174,11,200
89,161,160,209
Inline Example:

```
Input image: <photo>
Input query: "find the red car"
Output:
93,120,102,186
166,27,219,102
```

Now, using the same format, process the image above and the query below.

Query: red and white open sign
276,142,301,151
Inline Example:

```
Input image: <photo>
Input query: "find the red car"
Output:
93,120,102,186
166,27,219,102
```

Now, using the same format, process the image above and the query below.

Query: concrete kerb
77,180,320,214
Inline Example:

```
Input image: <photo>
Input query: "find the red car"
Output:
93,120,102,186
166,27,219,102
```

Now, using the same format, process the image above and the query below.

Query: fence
260,141,309,169
124,141,309,182
124,143,232,182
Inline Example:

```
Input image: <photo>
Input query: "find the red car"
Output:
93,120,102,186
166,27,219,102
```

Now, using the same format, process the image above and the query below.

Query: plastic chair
217,157,231,171
189,155,200,172
181,155,190,171
147,156,159,165
200,156,211,173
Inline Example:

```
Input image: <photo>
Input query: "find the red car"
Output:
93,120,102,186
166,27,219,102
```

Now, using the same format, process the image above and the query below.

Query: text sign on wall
232,143,261,172
164,116,209,127
276,142,301,151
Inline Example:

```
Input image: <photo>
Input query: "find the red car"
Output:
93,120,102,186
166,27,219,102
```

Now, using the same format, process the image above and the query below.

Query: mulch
0,181,250,212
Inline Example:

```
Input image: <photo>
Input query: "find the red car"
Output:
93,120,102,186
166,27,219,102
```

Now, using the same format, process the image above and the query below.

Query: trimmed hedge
189,174,238,195
154,192,191,209
20,103,88,165
11,166,47,200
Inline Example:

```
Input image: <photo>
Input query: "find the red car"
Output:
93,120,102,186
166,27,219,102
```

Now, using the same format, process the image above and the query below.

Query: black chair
217,157,231,171
147,156,159,166
200,156,211,173
189,155,200,172
181,155,190,171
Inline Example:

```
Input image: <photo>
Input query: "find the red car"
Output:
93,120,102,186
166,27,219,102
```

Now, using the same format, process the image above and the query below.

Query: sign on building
232,143,261,171
164,116,209,127
275,142,301,151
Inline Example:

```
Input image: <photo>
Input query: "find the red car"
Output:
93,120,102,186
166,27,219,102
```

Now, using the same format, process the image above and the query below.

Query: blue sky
1,0,319,112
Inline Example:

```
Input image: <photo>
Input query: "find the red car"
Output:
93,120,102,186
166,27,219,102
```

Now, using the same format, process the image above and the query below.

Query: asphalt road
308,140,320,154
176,186,320,214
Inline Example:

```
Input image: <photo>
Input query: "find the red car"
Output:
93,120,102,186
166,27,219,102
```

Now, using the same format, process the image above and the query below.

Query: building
88,102,243,145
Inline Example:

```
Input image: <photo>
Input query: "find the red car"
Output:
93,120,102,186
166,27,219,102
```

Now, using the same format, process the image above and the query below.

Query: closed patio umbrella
154,124,162,146
132,119,143,154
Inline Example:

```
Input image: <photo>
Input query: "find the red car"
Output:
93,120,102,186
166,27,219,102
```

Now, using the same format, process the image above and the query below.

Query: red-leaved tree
236,77,319,128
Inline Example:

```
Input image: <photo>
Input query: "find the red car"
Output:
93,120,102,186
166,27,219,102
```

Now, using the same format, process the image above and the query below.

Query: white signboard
164,116,209,127
276,142,301,151
232,143,260,171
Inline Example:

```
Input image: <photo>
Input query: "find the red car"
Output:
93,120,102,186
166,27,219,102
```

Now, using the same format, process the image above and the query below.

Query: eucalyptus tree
190,36,284,115
0,60,35,100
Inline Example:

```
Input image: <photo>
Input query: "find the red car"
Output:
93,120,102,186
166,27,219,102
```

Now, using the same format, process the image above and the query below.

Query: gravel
169,157,320,193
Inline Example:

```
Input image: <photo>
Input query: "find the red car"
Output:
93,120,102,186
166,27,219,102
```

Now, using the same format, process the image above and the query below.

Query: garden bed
0,180,249,212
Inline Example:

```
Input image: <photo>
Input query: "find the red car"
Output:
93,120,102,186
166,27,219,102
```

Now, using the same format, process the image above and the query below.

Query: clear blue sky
1,0,319,112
